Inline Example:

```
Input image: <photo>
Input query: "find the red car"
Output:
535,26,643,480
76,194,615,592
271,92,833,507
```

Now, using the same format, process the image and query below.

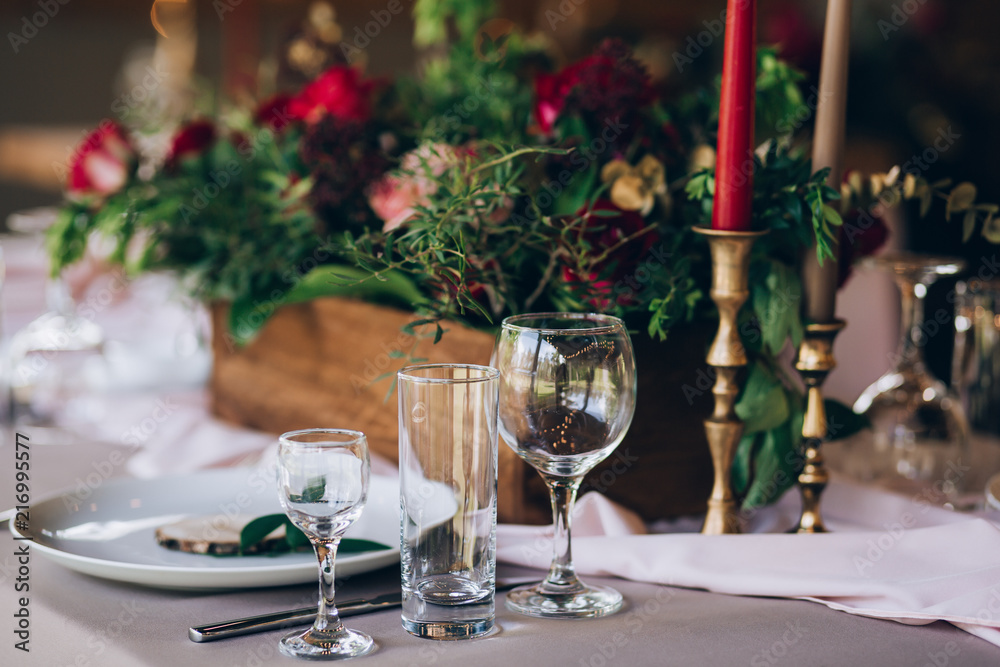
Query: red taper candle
712,0,757,231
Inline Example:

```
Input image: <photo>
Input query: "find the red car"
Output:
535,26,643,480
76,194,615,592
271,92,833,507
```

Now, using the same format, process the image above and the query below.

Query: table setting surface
2,438,1000,667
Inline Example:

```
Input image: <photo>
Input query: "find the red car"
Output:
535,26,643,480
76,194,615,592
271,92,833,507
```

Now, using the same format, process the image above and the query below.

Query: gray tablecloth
2,439,1000,666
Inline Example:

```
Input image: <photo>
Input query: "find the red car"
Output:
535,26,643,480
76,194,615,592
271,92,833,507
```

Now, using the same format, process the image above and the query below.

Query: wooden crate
210,298,713,524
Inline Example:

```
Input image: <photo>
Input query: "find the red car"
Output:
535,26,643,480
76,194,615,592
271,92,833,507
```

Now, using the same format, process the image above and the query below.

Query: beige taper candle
802,0,852,323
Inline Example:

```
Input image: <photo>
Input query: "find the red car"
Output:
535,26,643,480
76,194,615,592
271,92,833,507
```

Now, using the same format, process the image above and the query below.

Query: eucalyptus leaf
947,182,977,218
963,210,977,243
983,215,1000,243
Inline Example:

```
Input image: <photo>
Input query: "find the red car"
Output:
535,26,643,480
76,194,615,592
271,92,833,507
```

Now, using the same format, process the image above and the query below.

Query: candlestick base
792,319,846,534
694,228,767,535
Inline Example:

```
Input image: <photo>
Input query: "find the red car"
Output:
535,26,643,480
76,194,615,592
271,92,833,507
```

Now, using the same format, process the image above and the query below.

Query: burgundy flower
533,62,585,135
288,65,378,125
562,199,657,310
254,93,295,131
67,121,136,198
838,209,890,287
165,120,217,169
533,39,653,140
762,2,822,73
299,116,391,233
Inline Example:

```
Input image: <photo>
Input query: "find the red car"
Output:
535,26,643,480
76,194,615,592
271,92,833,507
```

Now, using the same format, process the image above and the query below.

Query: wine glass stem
312,538,344,634
896,277,926,370
543,476,583,589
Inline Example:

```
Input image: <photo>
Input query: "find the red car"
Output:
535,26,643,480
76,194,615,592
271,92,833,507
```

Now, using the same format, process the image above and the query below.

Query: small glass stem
896,277,926,370
312,538,343,634
542,475,583,589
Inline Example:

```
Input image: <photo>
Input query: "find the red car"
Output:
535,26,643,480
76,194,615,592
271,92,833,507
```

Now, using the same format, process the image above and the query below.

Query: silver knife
188,578,534,643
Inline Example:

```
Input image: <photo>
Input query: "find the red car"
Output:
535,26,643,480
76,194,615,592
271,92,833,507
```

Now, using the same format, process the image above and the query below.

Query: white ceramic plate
9,467,403,590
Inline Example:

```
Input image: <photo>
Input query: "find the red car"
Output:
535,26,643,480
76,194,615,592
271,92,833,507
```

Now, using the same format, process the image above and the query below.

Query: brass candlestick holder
792,319,846,533
694,228,767,535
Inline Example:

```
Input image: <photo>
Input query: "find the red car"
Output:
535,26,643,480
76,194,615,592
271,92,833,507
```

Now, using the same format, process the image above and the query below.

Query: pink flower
368,175,430,232
67,122,136,198
367,144,461,232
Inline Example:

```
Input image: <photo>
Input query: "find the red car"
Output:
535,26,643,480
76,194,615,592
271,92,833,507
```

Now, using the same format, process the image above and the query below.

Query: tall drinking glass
493,313,636,618
398,364,499,639
277,429,375,659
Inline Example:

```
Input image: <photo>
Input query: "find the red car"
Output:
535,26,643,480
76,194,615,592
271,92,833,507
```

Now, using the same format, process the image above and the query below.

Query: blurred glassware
5,208,109,440
834,253,969,503
953,279,1000,435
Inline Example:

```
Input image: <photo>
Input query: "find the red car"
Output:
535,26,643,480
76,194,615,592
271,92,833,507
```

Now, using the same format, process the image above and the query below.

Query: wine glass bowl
276,429,375,660
493,313,636,618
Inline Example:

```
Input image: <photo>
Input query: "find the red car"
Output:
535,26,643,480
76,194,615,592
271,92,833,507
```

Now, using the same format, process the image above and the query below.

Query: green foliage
238,514,392,556
341,143,571,328
755,48,807,141
398,31,538,145
413,0,496,47
47,121,325,317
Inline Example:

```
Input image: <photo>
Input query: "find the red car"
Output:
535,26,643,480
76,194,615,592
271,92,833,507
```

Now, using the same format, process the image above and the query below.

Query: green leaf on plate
239,513,394,555
240,514,286,554
283,517,311,550
338,538,393,554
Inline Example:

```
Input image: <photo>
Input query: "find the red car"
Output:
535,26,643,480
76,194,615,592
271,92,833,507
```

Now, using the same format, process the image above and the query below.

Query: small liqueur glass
277,428,375,660
493,313,636,618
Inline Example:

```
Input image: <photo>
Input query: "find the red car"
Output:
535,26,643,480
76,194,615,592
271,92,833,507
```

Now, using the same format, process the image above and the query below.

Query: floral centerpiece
47,0,997,516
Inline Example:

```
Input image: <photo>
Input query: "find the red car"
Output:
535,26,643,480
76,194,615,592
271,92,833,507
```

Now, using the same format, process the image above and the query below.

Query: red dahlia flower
254,93,295,131
288,65,378,125
67,121,136,198
562,199,657,310
165,120,217,169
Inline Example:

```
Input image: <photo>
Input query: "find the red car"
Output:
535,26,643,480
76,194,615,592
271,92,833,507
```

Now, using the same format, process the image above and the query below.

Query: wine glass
836,253,969,502
276,429,375,659
492,313,636,618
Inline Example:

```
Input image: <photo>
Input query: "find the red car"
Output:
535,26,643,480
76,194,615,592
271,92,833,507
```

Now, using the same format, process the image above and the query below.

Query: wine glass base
504,582,623,619
278,627,375,660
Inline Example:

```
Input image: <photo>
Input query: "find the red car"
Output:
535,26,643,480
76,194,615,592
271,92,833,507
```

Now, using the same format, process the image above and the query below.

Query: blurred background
1,0,998,402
